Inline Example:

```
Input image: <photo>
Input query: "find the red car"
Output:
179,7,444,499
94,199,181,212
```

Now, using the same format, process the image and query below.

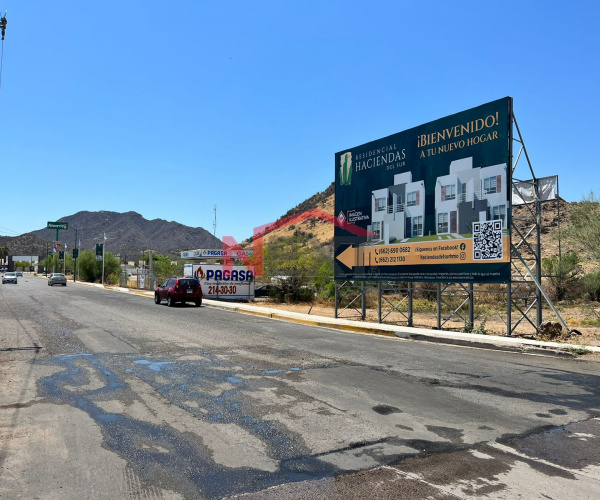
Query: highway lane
1,275,600,499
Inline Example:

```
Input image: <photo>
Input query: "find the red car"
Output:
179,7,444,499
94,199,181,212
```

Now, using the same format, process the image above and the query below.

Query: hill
0,211,221,260
254,183,335,257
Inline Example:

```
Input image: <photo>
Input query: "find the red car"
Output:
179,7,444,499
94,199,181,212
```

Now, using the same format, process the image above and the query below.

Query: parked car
15,271,23,277
2,272,17,284
254,284,284,298
155,277,203,307
48,273,67,286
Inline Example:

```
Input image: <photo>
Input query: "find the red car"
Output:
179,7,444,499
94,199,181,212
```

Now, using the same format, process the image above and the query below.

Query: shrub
320,281,336,299
542,251,581,301
464,317,488,335
583,269,600,302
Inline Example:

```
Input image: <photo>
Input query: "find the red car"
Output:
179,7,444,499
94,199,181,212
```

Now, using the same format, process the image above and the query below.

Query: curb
199,299,600,356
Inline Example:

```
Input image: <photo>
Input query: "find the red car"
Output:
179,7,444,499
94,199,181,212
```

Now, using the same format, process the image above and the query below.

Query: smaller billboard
181,248,253,259
512,176,558,205
95,243,103,261
47,221,68,230
183,264,255,301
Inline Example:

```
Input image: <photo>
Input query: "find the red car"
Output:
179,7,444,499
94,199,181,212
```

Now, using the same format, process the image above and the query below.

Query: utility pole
73,228,78,282
213,204,217,237
102,233,106,286
1,12,7,102
0,12,6,41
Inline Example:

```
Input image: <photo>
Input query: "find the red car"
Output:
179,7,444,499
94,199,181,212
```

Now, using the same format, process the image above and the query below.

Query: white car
2,272,17,284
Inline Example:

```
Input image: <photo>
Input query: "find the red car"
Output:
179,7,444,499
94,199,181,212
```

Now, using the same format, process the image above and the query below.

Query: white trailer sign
183,264,255,300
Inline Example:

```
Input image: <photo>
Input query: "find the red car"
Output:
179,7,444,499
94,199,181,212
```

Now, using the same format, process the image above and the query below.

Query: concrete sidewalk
96,281,600,357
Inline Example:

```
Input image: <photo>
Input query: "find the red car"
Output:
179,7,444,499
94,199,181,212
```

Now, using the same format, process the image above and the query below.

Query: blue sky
0,1,598,243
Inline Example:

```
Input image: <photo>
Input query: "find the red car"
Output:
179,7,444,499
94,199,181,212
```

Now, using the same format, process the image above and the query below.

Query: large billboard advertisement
335,97,512,283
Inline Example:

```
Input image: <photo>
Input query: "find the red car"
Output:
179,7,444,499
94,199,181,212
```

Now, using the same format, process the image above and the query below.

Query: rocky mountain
0,211,221,260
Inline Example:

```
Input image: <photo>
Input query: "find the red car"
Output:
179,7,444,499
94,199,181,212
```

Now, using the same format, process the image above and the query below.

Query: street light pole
73,228,78,282
102,232,106,286
102,242,105,286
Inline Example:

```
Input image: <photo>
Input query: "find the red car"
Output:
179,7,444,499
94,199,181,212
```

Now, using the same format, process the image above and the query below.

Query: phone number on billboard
208,285,237,295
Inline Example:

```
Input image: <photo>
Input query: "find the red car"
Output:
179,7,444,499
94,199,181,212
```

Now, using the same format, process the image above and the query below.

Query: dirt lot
253,299,600,348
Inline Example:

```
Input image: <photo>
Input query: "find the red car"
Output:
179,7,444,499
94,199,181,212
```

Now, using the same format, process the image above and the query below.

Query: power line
0,224,20,236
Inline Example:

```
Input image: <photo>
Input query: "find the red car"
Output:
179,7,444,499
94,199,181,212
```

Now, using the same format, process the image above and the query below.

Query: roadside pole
73,228,77,282
102,239,105,286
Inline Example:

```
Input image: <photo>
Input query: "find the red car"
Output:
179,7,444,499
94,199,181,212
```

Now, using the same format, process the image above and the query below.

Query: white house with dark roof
435,157,508,236
368,172,425,244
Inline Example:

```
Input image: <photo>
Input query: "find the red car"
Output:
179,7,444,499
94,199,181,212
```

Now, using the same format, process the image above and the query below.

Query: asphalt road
1,276,600,499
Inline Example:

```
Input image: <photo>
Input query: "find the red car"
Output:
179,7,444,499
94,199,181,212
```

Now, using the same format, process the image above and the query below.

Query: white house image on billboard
435,157,508,236
368,172,426,244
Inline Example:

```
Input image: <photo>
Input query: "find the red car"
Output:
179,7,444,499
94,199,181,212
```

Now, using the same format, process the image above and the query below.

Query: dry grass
254,298,600,347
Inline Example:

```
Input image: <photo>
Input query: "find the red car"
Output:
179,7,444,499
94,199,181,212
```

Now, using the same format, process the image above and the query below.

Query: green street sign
47,221,69,230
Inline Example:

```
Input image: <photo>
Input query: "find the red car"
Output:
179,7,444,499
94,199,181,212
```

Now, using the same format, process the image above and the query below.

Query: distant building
11,255,40,273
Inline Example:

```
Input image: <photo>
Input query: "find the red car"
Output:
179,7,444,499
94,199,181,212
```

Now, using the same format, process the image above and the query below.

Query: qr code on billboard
473,220,503,260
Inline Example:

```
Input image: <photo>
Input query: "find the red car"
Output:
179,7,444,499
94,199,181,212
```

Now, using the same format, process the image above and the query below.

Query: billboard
95,243,103,261
183,264,255,300
335,97,512,283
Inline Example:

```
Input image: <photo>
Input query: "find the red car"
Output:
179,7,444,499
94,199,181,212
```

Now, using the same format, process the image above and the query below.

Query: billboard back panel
335,97,512,283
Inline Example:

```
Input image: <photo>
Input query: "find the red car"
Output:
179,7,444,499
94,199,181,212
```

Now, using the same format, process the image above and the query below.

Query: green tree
151,254,182,283
542,251,581,301
314,260,334,298
264,235,329,302
583,269,600,302
567,191,600,263
40,254,55,274
78,250,98,282
14,260,30,271
77,249,121,284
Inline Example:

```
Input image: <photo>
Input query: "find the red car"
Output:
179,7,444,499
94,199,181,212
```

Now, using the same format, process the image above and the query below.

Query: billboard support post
536,180,543,326
408,282,413,327
377,282,382,323
361,281,366,321
507,280,512,337
334,281,338,318
510,113,568,335
468,283,474,330
436,283,442,330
